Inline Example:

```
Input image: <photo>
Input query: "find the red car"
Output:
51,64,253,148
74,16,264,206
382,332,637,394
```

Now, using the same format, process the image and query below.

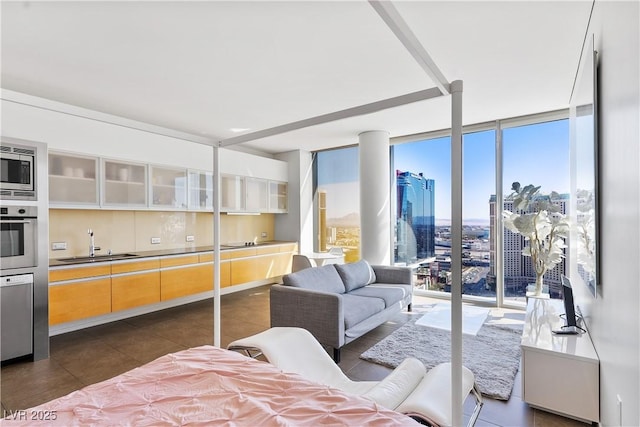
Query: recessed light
230,128,251,133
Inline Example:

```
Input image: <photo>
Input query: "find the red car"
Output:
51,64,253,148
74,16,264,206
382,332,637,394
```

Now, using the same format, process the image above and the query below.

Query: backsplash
48,209,275,259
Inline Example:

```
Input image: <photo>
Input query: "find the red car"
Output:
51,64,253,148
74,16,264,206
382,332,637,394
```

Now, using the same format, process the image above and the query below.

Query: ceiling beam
219,86,445,147
368,0,450,95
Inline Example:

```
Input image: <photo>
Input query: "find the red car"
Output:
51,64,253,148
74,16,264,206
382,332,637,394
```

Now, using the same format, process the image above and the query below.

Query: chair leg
333,347,341,363
407,303,412,312
467,382,484,427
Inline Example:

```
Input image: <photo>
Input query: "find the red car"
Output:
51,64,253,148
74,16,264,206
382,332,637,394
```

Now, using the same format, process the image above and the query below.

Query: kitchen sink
58,253,140,263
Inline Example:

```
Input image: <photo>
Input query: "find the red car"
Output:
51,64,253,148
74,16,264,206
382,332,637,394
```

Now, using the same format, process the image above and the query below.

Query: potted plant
502,182,570,296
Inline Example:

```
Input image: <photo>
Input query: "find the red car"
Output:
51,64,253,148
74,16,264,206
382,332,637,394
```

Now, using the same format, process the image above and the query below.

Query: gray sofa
270,260,412,362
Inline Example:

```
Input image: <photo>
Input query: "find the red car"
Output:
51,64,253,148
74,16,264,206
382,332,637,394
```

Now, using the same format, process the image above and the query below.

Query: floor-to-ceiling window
462,129,495,300
393,136,450,291
500,119,570,303
311,112,569,307
314,146,360,262
392,130,496,301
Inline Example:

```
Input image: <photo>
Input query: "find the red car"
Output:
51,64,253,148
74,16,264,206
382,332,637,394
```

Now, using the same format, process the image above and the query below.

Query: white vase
526,283,550,300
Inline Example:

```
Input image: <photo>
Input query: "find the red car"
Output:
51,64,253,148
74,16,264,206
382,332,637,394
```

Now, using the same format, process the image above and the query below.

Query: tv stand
521,298,599,423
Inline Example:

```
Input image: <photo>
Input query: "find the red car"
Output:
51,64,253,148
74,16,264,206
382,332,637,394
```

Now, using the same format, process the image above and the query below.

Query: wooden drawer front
160,255,199,268
49,278,111,325
227,248,257,259
272,252,293,277
112,271,160,312
161,264,224,301
111,259,160,275
199,252,213,263
256,246,279,255
279,243,298,253
231,253,293,285
220,262,232,288
231,256,270,285
199,252,232,262
49,265,111,282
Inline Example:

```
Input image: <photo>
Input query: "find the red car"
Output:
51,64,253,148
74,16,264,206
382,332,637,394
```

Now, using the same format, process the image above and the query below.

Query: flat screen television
553,276,583,335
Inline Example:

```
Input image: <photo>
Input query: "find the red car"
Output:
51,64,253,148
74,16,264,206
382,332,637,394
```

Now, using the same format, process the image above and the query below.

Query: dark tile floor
1,285,587,426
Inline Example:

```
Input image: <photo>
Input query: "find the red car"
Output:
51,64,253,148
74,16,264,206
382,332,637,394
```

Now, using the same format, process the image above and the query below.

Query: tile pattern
1,286,587,426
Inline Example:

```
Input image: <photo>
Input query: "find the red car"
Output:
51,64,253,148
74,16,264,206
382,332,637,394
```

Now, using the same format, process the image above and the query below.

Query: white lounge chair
228,327,483,427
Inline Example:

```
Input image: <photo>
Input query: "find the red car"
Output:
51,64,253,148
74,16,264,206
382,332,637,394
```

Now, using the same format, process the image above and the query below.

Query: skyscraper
395,171,435,264
488,193,569,298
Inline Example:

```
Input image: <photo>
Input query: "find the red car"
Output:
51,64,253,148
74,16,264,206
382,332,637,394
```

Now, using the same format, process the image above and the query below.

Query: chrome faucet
88,228,101,257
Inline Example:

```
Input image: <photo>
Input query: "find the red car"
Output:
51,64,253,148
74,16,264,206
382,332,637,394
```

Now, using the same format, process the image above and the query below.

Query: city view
316,119,570,301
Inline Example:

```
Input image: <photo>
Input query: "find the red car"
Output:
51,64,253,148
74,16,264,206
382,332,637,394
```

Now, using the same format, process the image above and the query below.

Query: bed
0,345,420,426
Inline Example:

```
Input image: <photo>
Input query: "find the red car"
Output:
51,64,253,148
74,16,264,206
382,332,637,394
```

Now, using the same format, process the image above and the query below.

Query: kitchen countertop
49,241,297,267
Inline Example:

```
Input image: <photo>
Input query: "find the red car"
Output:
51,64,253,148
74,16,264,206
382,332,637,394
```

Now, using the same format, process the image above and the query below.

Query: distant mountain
327,212,360,227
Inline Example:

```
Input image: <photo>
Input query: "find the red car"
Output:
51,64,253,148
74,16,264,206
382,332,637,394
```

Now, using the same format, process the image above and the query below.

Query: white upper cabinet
49,151,99,206
245,178,269,213
188,170,213,211
150,165,187,209
102,159,147,207
269,181,288,213
48,151,287,212
220,174,245,212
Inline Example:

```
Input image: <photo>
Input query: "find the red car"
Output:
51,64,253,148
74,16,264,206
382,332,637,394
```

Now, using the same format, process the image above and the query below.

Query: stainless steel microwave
0,143,36,200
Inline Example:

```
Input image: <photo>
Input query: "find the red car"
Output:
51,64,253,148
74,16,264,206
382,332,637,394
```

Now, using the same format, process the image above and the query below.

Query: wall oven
0,206,37,270
0,142,37,200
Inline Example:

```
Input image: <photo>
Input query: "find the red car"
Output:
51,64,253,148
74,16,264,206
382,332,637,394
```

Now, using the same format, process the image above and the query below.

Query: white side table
520,298,599,423
304,252,341,267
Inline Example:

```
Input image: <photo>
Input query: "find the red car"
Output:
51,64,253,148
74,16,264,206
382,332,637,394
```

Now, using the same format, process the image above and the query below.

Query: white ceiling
1,1,593,155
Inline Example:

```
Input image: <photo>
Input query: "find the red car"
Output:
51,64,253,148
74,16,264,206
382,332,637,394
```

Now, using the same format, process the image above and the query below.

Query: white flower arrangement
502,182,570,296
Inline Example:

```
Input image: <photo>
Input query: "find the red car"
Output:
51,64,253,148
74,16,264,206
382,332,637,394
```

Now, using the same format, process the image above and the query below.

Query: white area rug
415,303,490,335
360,310,523,400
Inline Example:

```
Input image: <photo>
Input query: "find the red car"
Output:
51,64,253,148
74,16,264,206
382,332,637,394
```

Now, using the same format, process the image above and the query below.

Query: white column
359,130,391,265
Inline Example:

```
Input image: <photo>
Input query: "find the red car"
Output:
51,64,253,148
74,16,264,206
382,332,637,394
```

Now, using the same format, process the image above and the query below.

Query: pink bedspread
2,345,419,426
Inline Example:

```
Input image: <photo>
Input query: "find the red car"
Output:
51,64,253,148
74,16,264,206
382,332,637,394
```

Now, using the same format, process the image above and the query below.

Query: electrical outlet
261,232,267,238
186,235,195,242
151,237,161,244
52,242,67,251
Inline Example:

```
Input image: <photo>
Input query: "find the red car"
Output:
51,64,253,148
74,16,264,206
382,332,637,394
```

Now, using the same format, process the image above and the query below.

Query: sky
317,119,570,223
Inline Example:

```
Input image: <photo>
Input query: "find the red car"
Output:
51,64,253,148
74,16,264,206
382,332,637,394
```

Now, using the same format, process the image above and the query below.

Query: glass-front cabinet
221,174,245,212
150,165,187,209
49,152,99,206
102,159,147,207
245,178,269,212
49,151,287,213
187,170,213,210
269,181,288,213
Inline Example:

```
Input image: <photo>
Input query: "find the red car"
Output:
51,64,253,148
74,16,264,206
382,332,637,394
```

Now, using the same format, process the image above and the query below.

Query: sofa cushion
282,264,346,294
341,294,386,329
349,285,407,308
335,260,377,292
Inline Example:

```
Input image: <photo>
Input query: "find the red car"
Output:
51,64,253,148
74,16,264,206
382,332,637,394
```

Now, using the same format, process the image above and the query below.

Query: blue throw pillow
335,260,377,292
282,264,346,294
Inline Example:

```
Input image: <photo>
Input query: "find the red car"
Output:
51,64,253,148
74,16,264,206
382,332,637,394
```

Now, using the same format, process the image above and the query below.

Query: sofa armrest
270,285,345,349
372,265,412,285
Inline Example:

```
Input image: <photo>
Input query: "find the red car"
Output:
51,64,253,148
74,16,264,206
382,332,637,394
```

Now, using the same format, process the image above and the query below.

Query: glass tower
395,171,435,264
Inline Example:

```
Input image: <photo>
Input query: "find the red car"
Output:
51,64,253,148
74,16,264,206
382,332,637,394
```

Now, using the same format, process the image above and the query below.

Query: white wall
573,2,640,426
1,90,287,181
274,150,313,253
